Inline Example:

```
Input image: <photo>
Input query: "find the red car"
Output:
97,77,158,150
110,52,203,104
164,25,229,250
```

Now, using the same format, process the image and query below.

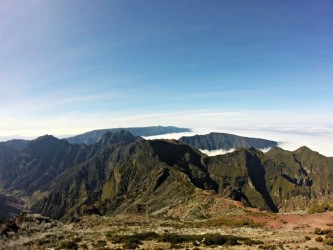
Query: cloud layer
144,125,333,157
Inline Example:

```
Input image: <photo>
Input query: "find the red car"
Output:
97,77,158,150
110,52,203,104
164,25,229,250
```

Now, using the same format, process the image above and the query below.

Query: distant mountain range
0,129,332,220
0,139,29,151
65,126,191,144
0,126,278,152
180,132,277,150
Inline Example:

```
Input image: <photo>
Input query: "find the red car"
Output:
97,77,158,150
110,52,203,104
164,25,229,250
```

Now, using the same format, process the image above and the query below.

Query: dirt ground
2,203,333,249
67,211,333,249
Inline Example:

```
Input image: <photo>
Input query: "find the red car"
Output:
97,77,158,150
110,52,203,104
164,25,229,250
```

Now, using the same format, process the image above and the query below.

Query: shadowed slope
1,131,333,219
180,132,277,150
66,126,190,145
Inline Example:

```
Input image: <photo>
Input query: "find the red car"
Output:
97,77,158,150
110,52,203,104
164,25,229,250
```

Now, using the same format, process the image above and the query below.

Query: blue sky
1,0,333,154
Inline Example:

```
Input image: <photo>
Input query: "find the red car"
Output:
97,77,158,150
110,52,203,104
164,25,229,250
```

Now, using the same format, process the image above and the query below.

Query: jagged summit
99,130,137,146
34,134,58,141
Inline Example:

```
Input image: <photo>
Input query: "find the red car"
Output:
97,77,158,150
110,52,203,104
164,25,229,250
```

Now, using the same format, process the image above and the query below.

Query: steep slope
149,140,218,191
1,130,333,220
66,126,191,145
180,132,277,150
33,137,206,220
262,146,333,211
0,139,29,151
0,194,23,218
0,145,17,192
0,135,96,196
206,148,278,212
33,138,333,219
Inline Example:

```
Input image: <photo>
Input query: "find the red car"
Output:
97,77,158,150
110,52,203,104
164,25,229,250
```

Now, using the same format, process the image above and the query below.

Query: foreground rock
2,210,333,250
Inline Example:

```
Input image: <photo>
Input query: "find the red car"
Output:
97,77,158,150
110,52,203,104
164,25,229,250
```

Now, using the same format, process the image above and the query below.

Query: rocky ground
1,206,333,250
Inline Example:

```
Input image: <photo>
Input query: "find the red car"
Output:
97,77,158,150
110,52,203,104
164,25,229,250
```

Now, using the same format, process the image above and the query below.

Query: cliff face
1,131,333,220
180,132,277,150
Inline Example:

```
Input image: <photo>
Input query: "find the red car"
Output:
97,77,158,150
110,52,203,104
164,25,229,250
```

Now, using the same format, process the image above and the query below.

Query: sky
0,1,333,155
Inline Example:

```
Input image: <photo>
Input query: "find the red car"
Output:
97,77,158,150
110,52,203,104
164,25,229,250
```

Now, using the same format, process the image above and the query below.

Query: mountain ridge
0,130,332,220
180,132,277,150
66,126,191,145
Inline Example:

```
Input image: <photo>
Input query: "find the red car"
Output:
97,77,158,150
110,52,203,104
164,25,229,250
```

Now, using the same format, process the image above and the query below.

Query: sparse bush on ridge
259,244,278,249
326,231,333,239
196,217,264,228
57,240,79,250
309,202,333,213
325,238,333,246
314,227,323,235
304,235,311,241
92,239,107,248
107,231,261,247
243,239,264,246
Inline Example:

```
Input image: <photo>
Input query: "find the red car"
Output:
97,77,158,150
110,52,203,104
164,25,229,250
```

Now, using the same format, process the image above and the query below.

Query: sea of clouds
143,127,333,157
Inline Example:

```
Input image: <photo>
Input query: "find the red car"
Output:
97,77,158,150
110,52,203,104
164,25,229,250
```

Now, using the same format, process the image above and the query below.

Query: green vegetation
327,231,333,239
304,235,311,241
314,227,332,235
309,202,333,213
259,244,278,249
57,240,79,250
198,217,264,228
325,239,333,246
242,239,264,246
92,240,107,248
3,129,333,219
312,228,333,246
106,231,262,248
314,227,323,235
160,233,245,246
107,232,159,248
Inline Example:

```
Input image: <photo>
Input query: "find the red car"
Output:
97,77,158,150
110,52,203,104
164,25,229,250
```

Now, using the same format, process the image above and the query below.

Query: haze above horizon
1,1,332,155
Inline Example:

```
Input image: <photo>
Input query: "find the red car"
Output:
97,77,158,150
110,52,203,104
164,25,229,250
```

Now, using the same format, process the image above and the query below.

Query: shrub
58,240,79,250
122,239,140,249
309,202,333,213
108,232,159,248
243,239,264,246
107,232,258,248
80,243,88,249
92,240,107,248
315,236,323,242
170,244,184,249
325,238,333,246
200,217,263,228
326,231,333,239
158,233,185,244
37,238,51,246
259,245,277,250
322,229,332,234
314,228,322,235
202,234,236,246
108,231,158,243
304,235,311,241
